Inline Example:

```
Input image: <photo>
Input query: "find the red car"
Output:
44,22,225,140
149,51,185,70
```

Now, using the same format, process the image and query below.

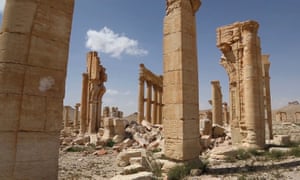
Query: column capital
241,20,259,34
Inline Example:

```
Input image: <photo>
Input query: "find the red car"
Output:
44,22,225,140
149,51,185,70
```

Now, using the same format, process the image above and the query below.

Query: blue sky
0,1,299,115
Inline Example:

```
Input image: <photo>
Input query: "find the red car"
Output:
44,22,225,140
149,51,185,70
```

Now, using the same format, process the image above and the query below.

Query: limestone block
163,118,200,139
112,135,123,144
45,97,63,132
212,125,226,138
89,134,99,145
121,163,145,175
14,132,60,179
116,149,144,167
0,132,16,177
0,63,25,94
200,118,212,136
129,157,143,165
164,137,200,160
19,95,46,131
1,0,37,33
114,118,125,136
23,66,66,98
110,171,153,180
200,135,211,149
28,35,69,70
269,147,290,153
272,135,290,146
0,94,21,131
0,32,30,64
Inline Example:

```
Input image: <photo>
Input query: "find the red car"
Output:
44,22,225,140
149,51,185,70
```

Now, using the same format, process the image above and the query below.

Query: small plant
266,150,285,160
145,151,163,178
167,165,190,180
106,139,115,147
288,147,300,157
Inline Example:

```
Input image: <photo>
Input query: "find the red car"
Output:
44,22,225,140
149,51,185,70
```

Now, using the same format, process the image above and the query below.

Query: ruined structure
217,20,272,148
163,0,201,160
138,64,163,124
63,106,73,129
80,51,107,134
211,80,223,126
223,102,230,125
103,106,124,118
74,103,80,129
0,0,74,179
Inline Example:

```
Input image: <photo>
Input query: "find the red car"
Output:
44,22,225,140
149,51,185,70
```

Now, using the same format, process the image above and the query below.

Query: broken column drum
163,0,201,160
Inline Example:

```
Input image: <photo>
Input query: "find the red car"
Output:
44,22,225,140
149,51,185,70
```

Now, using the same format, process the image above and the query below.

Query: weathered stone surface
217,20,268,148
111,171,153,180
116,149,144,167
0,0,74,179
163,0,201,160
121,163,145,175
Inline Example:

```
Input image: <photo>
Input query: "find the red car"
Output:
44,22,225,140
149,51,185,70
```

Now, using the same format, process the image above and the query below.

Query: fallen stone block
116,149,144,167
121,163,145,175
110,171,153,180
212,125,226,138
272,135,290,146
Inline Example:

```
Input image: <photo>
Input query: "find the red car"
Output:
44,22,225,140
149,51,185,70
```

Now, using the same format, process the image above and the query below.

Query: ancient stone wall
163,0,201,160
138,64,163,124
0,0,74,179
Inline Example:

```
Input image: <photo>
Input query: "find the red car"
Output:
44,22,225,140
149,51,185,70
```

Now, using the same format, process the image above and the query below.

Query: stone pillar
262,55,273,139
242,21,265,148
223,102,229,125
158,88,163,124
152,86,158,124
211,80,223,126
138,77,145,123
0,0,74,179
80,73,88,135
163,0,201,160
146,81,152,123
74,103,80,129
64,106,70,128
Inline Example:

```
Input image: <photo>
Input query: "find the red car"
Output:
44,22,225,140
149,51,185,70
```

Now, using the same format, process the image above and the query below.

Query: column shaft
138,79,145,123
80,73,88,135
146,81,152,123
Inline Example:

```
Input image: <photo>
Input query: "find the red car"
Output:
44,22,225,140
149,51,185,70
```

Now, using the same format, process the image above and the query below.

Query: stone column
0,0,74,179
74,103,80,129
242,21,265,148
262,55,273,139
64,106,70,128
163,0,201,160
80,73,88,135
152,86,158,124
158,88,163,124
211,80,223,126
138,77,145,123
223,102,229,125
146,81,152,123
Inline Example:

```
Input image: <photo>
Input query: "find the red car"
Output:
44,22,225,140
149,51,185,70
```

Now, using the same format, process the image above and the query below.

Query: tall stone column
152,86,158,124
242,21,265,148
158,88,163,124
211,80,223,126
64,106,70,128
74,103,80,129
262,55,273,139
146,81,152,123
80,73,88,135
138,77,145,123
223,102,229,125
0,0,74,179
163,0,201,160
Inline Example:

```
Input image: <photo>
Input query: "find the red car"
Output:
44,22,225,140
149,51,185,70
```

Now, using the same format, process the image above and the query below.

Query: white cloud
106,89,119,96
0,0,5,14
86,26,148,58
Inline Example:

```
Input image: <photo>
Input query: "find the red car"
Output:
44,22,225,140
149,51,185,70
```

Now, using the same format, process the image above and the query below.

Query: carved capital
241,20,259,34
218,43,232,54
190,0,201,14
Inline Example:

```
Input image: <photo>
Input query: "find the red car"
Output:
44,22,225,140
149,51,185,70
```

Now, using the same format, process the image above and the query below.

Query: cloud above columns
85,26,148,59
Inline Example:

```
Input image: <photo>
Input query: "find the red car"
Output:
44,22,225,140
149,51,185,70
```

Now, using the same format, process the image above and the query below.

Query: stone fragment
212,125,226,138
110,171,153,180
116,149,144,167
272,135,291,146
121,163,145,175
